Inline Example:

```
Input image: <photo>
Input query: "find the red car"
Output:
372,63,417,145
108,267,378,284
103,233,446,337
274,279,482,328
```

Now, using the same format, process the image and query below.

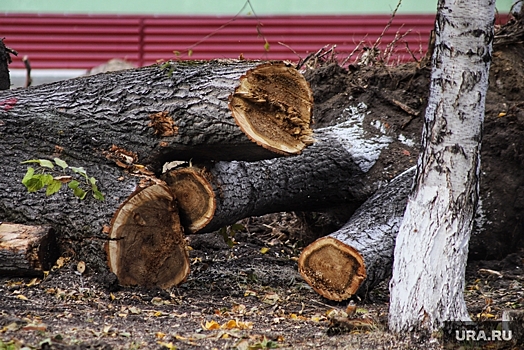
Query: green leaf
40,174,54,186
46,180,62,196
21,158,54,168
92,189,105,201
21,159,41,164
68,180,80,190
89,176,97,186
70,166,88,179
264,40,270,52
25,177,44,192
22,167,35,185
72,186,87,200
39,159,54,169
54,157,68,170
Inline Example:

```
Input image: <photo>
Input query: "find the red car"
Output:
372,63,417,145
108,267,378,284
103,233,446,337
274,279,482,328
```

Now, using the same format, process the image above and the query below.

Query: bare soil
2,20,524,350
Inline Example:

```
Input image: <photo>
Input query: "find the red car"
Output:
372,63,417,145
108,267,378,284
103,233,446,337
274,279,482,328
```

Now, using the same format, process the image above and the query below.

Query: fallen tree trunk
298,167,415,301
162,123,386,234
0,60,313,171
0,223,59,277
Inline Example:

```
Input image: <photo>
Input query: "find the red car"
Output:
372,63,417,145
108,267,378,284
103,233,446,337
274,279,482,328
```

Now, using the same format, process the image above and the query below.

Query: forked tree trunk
298,167,414,301
389,0,495,332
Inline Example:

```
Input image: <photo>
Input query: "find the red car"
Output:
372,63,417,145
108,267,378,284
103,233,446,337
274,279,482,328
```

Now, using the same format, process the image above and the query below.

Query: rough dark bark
0,223,59,277
163,125,375,234
298,167,414,300
0,60,312,172
0,39,12,90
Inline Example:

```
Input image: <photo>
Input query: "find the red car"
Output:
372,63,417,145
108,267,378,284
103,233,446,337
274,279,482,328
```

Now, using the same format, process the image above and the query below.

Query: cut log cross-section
106,182,190,288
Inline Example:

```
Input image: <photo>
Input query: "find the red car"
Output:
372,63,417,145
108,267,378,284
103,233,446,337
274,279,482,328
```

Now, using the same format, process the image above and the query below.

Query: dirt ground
2,17,524,350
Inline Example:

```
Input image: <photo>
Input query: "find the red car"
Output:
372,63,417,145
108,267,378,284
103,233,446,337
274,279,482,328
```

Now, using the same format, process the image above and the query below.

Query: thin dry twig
341,39,366,66
373,0,403,50
172,0,269,59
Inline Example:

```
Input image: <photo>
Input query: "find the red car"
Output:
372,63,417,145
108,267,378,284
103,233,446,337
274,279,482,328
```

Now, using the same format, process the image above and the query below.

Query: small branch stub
298,236,366,301
106,183,190,288
229,62,314,155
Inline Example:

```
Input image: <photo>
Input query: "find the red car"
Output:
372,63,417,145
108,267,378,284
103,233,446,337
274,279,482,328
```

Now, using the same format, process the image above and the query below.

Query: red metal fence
2,13,439,69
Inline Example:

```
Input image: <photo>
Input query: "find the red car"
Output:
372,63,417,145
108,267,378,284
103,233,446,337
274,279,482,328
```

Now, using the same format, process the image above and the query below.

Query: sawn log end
298,236,366,301
229,62,314,155
162,166,216,233
106,182,190,289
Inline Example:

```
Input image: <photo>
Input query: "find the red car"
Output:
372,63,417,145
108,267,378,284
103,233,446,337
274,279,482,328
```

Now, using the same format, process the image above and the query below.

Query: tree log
298,167,415,301
0,60,313,171
161,123,385,234
0,223,59,277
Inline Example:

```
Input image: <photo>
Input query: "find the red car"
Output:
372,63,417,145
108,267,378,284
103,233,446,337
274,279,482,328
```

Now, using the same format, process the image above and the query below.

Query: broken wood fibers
0,223,59,277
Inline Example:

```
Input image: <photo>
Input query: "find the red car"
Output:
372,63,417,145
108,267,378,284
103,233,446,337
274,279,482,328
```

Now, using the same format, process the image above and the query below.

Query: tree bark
389,0,495,333
0,39,12,90
298,167,415,301
162,124,381,234
0,223,59,277
0,60,313,171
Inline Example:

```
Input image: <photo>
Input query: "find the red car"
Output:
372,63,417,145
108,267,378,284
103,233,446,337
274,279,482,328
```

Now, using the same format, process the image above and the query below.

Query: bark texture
389,0,496,332
0,223,59,277
163,125,375,234
299,167,415,300
0,39,11,90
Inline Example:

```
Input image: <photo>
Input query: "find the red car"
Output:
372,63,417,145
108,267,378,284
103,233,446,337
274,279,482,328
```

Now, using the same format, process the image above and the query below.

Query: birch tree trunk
389,0,496,332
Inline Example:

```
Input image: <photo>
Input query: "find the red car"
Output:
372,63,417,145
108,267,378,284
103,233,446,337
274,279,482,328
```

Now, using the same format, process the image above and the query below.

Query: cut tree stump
106,182,190,288
298,167,415,300
0,223,59,277
162,124,378,234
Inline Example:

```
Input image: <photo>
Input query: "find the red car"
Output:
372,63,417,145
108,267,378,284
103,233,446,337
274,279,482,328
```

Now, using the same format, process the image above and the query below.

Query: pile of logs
0,57,512,300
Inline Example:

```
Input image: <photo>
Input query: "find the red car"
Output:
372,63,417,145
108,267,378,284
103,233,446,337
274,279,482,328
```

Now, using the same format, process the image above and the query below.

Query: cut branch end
298,236,366,301
106,183,190,289
162,166,216,233
229,62,314,155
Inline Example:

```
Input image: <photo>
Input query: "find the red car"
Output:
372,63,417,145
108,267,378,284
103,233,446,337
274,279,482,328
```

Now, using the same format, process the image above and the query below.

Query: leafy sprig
21,158,105,201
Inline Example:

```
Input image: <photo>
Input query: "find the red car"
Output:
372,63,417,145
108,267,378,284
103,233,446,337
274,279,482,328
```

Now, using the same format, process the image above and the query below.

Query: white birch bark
389,0,496,332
